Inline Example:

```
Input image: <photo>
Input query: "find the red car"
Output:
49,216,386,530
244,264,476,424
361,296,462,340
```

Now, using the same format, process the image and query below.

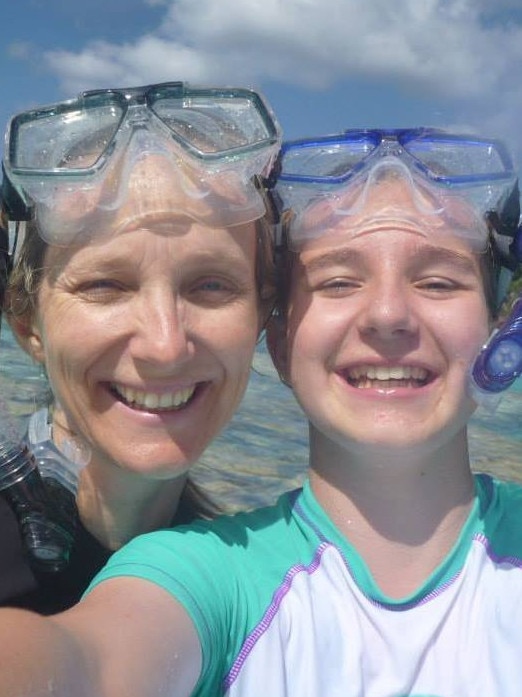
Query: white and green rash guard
87,474,522,697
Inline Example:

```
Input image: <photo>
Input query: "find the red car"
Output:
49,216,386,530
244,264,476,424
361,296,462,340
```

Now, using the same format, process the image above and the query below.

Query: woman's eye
76,279,127,301
195,279,230,292
188,276,243,304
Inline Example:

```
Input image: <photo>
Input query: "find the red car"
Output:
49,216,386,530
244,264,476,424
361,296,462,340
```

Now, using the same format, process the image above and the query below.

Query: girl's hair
3,212,276,521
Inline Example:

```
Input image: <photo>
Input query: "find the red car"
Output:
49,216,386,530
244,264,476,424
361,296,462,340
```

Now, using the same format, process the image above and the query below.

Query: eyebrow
301,244,479,275
407,246,479,274
302,248,365,273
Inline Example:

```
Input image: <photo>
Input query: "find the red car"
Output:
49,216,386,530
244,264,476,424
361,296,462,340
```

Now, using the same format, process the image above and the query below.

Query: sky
3,0,522,167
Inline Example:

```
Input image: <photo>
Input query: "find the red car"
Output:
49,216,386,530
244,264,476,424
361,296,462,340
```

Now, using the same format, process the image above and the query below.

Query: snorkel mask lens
278,128,514,186
3,82,281,244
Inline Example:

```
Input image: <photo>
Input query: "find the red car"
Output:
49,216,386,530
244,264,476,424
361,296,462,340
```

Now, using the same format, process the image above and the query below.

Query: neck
308,426,475,597
76,465,186,551
51,409,185,550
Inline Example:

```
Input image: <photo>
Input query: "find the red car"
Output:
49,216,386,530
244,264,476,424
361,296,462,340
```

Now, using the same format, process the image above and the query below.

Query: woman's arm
2,577,202,697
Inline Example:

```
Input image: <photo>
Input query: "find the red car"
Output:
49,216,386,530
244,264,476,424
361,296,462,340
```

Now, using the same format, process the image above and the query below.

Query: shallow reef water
1,326,520,513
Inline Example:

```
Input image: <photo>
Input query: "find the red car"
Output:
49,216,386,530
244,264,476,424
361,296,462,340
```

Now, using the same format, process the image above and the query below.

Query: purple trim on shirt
223,541,330,691
223,484,522,691
294,490,464,612
293,487,471,613
369,571,464,611
473,532,522,568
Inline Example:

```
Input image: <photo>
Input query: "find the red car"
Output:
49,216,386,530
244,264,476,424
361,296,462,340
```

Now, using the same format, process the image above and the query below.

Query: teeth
112,385,196,411
348,365,428,385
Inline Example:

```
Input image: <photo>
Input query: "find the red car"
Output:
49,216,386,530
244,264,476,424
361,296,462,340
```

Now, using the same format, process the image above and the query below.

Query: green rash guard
86,474,522,697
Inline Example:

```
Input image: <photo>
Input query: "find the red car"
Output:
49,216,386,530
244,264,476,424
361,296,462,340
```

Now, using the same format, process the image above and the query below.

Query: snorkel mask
2,81,282,245
277,128,519,258
274,127,522,403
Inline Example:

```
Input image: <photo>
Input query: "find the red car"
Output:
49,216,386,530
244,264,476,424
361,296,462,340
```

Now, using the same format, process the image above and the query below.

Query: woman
2,127,522,697
0,81,281,612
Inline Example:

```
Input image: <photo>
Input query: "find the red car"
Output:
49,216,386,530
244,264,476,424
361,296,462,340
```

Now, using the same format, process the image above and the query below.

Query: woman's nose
131,289,194,368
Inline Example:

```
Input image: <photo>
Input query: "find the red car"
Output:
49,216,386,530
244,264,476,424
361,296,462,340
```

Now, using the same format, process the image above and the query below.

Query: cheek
208,304,261,370
36,307,104,387
227,324,259,372
431,302,490,365
288,298,350,360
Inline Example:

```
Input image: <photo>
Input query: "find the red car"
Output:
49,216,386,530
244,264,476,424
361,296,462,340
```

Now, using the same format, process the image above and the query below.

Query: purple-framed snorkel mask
276,128,519,255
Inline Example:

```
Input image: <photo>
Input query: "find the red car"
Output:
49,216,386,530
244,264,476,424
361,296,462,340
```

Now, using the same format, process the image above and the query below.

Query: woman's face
23,219,263,479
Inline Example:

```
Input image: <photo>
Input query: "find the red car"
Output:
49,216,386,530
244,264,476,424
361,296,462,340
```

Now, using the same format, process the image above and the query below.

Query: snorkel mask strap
253,173,282,227
1,164,31,271
7,220,26,269
1,164,32,223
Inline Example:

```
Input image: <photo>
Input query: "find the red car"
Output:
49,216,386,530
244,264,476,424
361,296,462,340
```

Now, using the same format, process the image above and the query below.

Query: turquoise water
0,324,521,512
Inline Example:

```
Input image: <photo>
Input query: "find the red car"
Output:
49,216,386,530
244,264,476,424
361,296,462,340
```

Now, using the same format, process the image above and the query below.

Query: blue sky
3,0,522,165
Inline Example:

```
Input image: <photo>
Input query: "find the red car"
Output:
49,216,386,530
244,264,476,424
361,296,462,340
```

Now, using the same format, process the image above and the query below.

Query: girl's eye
314,277,362,296
416,277,460,292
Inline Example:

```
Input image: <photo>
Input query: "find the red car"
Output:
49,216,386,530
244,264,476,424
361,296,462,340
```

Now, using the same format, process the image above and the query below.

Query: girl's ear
7,307,45,364
266,314,291,387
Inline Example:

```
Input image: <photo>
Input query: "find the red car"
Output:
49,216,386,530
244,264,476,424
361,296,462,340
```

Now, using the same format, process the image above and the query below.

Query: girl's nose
357,280,418,341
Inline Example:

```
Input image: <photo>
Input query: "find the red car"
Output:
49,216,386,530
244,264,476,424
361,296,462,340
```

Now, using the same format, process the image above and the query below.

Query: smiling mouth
345,365,431,389
109,384,197,411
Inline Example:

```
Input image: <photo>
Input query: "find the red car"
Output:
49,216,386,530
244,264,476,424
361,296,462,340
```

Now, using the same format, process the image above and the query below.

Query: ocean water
0,324,521,513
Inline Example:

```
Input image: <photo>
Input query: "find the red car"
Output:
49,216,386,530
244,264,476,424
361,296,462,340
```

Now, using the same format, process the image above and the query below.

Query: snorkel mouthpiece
471,296,522,396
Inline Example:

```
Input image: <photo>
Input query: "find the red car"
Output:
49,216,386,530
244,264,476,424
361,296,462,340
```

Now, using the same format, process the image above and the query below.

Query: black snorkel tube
0,176,77,573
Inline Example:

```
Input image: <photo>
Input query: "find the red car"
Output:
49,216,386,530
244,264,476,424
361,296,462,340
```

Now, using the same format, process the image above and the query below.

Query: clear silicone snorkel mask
274,128,522,404
2,81,282,245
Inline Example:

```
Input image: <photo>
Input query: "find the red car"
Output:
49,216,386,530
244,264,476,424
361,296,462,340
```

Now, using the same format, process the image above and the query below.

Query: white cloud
46,36,210,90
40,0,522,159
43,0,522,98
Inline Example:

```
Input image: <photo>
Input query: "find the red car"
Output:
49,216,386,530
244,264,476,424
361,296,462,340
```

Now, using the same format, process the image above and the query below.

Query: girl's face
22,220,263,480
269,178,491,457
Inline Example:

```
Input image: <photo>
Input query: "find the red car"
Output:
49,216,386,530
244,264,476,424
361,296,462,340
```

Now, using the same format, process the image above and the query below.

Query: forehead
295,225,483,277
42,220,259,274
290,172,488,254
